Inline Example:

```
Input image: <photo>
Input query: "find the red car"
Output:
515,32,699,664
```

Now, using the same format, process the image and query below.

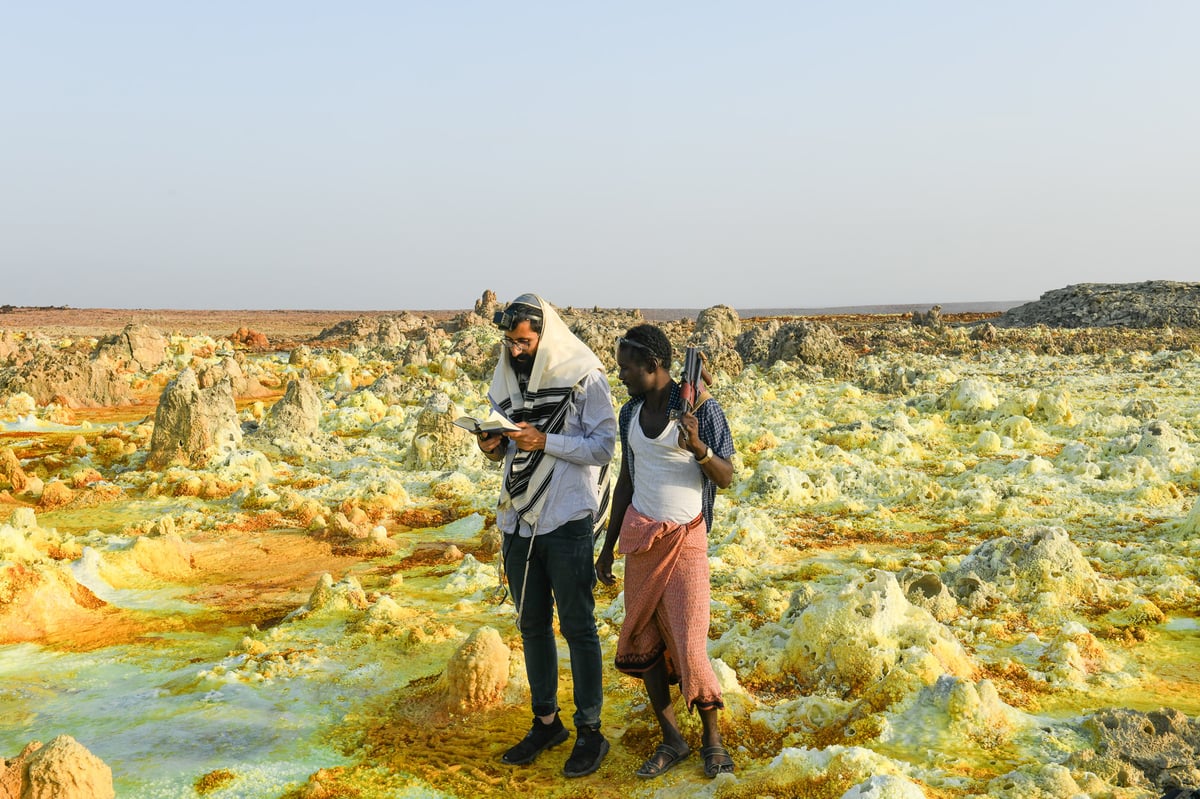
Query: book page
453,408,519,434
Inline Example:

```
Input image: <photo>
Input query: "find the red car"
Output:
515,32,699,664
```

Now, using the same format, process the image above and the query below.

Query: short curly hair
619,323,672,371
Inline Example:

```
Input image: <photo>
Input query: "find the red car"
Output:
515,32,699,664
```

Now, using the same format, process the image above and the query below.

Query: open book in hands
453,409,520,435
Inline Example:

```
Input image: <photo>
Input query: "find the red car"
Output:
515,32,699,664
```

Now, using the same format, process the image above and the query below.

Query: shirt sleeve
543,370,617,466
698,398,735,461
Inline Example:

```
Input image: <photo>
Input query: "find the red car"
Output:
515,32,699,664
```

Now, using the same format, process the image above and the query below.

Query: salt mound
248,376,342,458
315,313,429,347
997,281,1200,328
351,595,416,636
147,368,242,469
294,573,368,617
94,323,168,372
978,763,1104,799
1131,420,1195,474
842,774,928,799
0,735,115,799
442,554,498,596
0,508,81,563
0,345,131,408
735,322,775,366
747,459,838,507
1176,494,1200,537
230,326,269,350
257,376,322,440
347,594,459,649
446,329,498,378
744,746,921,798
691,304,744,377
885,675,1028,750
197,354,273,398
127,533,194,581
944,526,1105,612
939,378,999,416
473,289,498,319
1033,386,1074,425
896,568,958,622
567,311,644,371
409,391,474,469
0,564,101,642
1037,622,1127,688
781,569,975,700
0,446,30,493
1103,596,1166,630
443,625,510,713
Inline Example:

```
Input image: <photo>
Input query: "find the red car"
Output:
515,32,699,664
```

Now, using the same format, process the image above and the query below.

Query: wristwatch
695,446,714,465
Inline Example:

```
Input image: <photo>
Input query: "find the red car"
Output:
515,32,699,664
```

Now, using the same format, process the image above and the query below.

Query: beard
509,351,534,376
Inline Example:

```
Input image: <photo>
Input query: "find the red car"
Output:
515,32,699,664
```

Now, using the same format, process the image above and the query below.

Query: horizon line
1,299,1029,316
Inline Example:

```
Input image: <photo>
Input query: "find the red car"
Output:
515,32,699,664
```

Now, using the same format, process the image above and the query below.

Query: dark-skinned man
596,323,736,779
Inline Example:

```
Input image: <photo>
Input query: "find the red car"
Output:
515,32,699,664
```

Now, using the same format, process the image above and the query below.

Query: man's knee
517,606,556,638
559,616,599,643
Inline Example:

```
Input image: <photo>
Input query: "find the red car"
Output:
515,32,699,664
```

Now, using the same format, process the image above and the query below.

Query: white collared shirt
495,369,616,537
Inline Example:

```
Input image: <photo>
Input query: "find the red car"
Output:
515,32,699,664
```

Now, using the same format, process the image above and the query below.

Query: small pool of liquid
1036,616,1200,717
0,517,521,799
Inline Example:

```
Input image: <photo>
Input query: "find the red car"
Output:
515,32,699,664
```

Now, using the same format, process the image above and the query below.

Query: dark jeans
503,515,603,730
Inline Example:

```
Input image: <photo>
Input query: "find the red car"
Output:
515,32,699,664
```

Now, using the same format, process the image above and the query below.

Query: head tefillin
493,293,544,333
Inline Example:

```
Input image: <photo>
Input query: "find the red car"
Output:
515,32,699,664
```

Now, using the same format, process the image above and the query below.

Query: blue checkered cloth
617,381,734,533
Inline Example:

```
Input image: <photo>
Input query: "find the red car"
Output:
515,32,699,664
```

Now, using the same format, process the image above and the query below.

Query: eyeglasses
504,336,537,353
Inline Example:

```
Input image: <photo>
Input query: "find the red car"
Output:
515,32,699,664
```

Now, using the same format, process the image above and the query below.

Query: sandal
701,744,735,778
636,743,690,778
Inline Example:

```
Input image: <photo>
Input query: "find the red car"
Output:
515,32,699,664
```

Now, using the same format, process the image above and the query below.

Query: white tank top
629,405,703,524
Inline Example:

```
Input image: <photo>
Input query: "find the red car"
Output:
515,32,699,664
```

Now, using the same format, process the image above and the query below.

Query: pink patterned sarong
615,504,724,711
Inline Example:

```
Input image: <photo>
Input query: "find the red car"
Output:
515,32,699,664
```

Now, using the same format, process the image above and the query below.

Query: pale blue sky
2,2,1197,310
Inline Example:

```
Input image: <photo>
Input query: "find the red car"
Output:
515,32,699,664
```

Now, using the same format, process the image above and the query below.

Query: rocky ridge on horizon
997,281,1200,329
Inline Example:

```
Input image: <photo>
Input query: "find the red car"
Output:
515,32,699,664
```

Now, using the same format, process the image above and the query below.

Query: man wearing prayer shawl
596,323,737,779
476,293,616,778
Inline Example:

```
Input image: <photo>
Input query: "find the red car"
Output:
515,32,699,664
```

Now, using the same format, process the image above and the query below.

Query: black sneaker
562,724,609,778
501,716,569,765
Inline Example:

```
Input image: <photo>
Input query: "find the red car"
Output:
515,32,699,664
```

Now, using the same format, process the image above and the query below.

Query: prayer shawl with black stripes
488,296,611,537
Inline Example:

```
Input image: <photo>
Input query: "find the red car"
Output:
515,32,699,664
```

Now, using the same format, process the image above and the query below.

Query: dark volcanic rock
997,282,1200,328
735,321,779,366
1069,707,1200,791
570,309,645,370
740,320,855,375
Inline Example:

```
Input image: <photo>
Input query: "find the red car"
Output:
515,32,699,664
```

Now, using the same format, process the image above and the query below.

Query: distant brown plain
0,305,1002,340
0,307,460,347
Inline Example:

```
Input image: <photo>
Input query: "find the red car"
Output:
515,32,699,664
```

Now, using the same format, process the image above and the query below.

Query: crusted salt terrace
1,295,1199,797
